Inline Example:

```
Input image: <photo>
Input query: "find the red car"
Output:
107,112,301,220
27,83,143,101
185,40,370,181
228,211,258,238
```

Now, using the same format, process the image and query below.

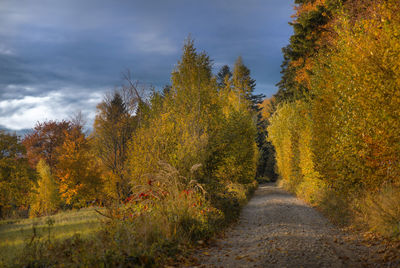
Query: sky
0,0,294,131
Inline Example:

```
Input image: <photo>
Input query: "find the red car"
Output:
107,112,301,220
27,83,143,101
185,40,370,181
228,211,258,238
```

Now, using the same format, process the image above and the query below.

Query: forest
1,0,399,266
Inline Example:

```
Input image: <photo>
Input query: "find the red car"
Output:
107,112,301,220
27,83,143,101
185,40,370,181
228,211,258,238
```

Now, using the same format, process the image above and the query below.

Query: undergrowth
11,163,257,267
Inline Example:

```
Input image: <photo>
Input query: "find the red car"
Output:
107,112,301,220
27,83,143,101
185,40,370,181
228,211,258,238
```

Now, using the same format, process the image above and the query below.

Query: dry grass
356,186,400,240
0,207,104,266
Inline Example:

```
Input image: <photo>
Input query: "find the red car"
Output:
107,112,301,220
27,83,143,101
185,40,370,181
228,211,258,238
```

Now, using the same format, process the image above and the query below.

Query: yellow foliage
311,0,400,191
30,159,60,217
269,0,400,232
127,40,258,191
56,128,103,207
268,100,320,196
357,186,400,239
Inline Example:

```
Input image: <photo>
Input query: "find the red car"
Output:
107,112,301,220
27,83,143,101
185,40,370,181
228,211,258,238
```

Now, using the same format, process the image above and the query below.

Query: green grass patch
0,207,105,266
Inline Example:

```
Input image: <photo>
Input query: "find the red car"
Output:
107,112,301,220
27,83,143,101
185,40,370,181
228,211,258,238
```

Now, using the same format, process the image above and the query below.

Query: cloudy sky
0,0,294,131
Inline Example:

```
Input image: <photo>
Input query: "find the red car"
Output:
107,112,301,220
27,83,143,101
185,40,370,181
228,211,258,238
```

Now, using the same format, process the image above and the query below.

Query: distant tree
30,159,60,217
217,65,232,89
232,56,257,106
0,131,34,218
231,56,265,110
231,57,275,179
56,124,102,207
92,78,145,200
22,120,72,171
257,98,278,180
162,84,171,97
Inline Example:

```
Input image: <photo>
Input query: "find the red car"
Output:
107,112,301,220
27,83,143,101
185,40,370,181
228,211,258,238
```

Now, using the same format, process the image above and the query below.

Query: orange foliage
292,58,314,88
293,0,326,20
22,120,72,170
56,126,102,207
259,97,276,120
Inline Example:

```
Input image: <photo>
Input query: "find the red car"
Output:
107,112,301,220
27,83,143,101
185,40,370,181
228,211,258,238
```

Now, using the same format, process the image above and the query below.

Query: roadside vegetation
268,0,400,241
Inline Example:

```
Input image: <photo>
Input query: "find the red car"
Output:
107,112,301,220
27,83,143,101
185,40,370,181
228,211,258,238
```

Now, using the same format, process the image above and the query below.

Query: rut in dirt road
192,183,369,268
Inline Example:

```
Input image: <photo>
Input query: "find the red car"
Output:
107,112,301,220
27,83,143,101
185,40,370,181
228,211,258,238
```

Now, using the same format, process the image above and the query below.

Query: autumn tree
310,0,400,192
231,56,257,108
127,38,220,185
126,39,259,186
56,124,102,207
22,120,72,171
275,0,344,103
30,159,60,217
269,0,400,236
0,131,34,218
92,79,145,200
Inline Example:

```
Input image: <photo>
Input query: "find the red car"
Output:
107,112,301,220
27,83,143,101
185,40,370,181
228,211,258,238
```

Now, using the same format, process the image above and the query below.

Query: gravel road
191,183,371,268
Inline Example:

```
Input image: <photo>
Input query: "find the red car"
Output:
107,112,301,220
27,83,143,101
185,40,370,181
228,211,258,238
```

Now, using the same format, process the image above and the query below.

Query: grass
356,186,400,240
1,163,259,267
0,207,105,265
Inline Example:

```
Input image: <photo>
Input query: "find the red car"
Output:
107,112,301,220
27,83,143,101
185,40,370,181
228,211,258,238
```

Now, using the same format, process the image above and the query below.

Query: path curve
190,183,369,267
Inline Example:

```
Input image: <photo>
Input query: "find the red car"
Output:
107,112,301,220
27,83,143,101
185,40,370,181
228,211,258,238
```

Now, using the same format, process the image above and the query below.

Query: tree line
0,39,272,221
268,0,400,239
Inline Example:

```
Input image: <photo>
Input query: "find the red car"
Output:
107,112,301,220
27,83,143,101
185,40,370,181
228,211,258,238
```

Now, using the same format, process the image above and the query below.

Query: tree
268,0,400,234
0,131,34,218
92,79,144,200
30,159,60,217
217,65,232,89
127,38,220,185
22,120,72,171
208,109,258,184
232,56,257,107
258,98,277,180
56,125,102,207
230,57,275,179
275,0,344,104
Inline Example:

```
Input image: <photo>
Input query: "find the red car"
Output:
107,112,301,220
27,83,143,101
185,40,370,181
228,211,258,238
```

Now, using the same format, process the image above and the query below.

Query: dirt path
190,183,372,268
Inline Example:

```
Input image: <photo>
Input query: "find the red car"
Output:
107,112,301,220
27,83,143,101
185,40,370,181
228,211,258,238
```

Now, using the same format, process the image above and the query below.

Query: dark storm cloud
0,0,293,130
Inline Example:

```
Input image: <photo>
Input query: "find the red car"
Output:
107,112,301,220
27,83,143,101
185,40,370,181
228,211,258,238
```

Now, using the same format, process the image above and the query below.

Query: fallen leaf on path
235,255,249,260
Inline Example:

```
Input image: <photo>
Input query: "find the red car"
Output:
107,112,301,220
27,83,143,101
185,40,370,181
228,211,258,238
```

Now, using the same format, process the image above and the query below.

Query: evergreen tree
216,65,232,89
92,91,136,200
275,0,344,104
